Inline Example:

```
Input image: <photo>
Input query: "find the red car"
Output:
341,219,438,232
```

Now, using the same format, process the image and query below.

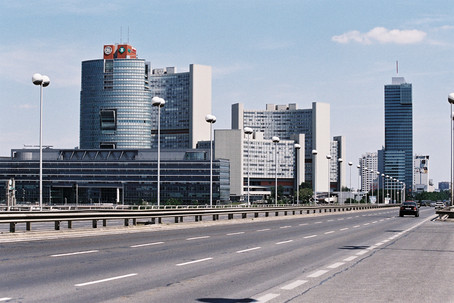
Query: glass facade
384,78,413,191
80,59,152,149
150,72,191,149
0,149,230,205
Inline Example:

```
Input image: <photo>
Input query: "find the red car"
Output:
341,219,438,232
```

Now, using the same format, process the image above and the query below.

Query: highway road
0,206,452,302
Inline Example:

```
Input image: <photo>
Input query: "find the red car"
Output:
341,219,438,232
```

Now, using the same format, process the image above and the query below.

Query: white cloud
332,27,427,45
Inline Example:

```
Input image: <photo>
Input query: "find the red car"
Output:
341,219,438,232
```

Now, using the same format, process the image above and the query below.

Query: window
100,109,116,130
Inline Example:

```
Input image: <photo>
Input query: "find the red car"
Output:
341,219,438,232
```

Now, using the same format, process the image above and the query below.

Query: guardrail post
228,214,233,220
68,221,72,229
158,217,162,224
195,215,199,222
92,220,98,228
151,218,155,224
265,212,269,217
284,211,288,216
275,212,279,216
175,217,179,223
133,218,137,225
55,221,61,230
242,213,247,219
103,219,107,227
254,212,259,218
26,222,31,231
213,215,217,221
10,222,16,233
124,219,129,226
180,216,183,222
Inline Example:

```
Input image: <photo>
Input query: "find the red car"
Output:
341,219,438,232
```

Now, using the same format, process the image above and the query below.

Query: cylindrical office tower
80,44,151,149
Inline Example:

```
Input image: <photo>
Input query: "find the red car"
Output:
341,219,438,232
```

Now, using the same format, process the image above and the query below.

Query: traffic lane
270,214,452,303
0,208,404,300
91,209,434,302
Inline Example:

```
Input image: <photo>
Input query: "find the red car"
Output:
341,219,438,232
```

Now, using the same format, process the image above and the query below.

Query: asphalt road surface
0,207,452,302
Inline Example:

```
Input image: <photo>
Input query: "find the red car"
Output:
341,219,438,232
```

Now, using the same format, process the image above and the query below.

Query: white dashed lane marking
281,280,308,290
237,247,261,254
176,258,213,266
307,269,329,278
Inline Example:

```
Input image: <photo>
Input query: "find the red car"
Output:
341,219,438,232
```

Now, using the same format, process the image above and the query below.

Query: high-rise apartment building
384,77,413,191
232,102,331,194
414,155,433,192
359,152,378,193
80,44,212,150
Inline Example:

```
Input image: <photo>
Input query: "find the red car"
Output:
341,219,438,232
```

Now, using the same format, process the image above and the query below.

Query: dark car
399,201,419,217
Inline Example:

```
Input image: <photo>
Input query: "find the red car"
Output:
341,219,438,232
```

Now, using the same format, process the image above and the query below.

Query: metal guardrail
0,204,397,233
436,207,454,220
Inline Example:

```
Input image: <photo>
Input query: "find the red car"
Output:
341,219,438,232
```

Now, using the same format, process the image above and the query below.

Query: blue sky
1,0,453,187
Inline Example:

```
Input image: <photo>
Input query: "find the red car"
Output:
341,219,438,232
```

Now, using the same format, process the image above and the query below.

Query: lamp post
357,164,361,203
272,136,280,206
381,173,385,204
449,93,454,206
376,171,380,204
294,143,301,204
244,127,253,206
205,114,216,208
396,179,400,203
152,96,165,208
32,73,50,211
312,150,318,205
338,158,343,204
370,169,374,203
364,167,369,203
386,175,389,202
326,154,332,203
348,162,352,204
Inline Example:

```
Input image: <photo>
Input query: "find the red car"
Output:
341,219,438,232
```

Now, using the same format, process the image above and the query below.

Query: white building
215,129,304,201
413,155,434,192
359,152,378,193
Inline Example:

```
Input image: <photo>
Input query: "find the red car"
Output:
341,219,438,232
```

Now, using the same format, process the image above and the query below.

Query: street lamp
312,150,318,205
381,173,385,204
152,96,165,208
205,114,216,208
364,167,369,203
294,143,301,204
326,154,332,203
338,158,343,204
244,127,253,206
348,162,352,204
376,171,380,204
272,136,280,206
386,175,390,202
32,73,50,211
357,164,361,203
449,93,454,206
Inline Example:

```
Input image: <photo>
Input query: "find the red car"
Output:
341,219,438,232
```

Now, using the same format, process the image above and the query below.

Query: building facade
231,102,331,194
80,44,212,150
214,129,303,201
384,77,413,192
414,155,433,192
0,149,230,205
359,152,378,193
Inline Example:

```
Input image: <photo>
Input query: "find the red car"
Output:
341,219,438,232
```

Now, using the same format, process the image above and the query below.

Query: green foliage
413,191,450,202
298,188,313,204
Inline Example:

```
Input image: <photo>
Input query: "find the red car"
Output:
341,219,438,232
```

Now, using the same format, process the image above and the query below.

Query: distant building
383,77,413,192
231,102,331,194
438,181,450,191
359,152,378,193
414,155,433,192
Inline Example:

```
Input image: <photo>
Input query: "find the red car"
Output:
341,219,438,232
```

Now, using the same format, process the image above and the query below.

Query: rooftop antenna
396,60,399,75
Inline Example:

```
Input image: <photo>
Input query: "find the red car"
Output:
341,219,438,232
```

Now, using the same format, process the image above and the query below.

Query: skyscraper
384,77,413,192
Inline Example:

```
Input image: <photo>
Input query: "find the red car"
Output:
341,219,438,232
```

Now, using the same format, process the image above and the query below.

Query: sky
1,0,454,189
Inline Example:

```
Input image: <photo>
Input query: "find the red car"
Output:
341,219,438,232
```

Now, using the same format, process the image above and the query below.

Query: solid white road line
75,273,137,287
343,255,358,262
304,235,317,239
176,258,213,266
130,242,164,248
51,250,99,257
281,280,308,290
307,269,329,278
226,232,245,236
327,262,345,269
276,240,293,245
255,293,280,302
237,247,261,253
186,236,210,241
